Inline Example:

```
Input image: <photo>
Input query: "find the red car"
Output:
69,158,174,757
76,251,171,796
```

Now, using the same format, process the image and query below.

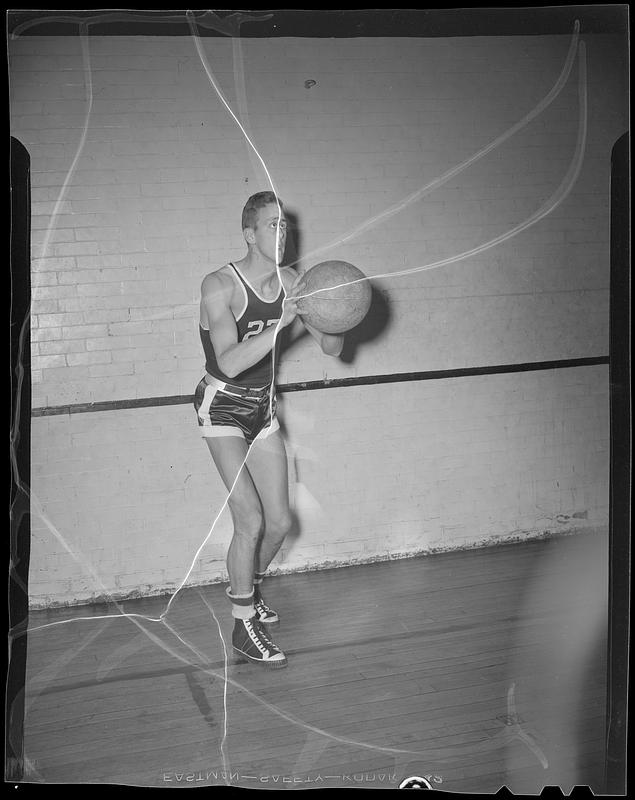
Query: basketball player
194,192,343,668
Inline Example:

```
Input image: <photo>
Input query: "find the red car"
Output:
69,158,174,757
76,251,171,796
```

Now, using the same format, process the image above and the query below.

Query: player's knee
230,502,263,540
268,509,293,538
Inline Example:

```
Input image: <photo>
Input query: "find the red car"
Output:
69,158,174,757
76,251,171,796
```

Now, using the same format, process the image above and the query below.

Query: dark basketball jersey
200,262,284,388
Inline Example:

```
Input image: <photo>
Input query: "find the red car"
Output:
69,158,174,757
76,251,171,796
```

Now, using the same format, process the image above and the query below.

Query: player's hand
280,294,300,327
280,272,307,326
289,273,308,317
290,272,307,295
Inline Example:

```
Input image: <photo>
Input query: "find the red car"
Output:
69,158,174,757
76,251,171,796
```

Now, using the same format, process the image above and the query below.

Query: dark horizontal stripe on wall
280,356,610,393
8,7,628,38
31,356,609,418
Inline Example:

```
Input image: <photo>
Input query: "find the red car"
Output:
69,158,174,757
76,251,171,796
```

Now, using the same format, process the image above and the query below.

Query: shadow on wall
283,204,392,364
339,283,391,365
275,205,392,552
283,206,302,270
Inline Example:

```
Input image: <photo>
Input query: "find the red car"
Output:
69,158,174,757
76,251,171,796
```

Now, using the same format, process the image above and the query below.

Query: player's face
252,203,287,264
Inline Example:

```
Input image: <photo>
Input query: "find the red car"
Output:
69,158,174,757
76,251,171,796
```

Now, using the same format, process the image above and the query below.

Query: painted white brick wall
29,366,609,606
10,33,623,605
11,34,625,406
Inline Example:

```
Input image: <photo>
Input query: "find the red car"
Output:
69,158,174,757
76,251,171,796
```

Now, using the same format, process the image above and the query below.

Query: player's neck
237,251,280,282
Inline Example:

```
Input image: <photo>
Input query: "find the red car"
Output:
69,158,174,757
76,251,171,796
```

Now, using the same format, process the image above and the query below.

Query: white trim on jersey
231,261,283,305
228,262,249,321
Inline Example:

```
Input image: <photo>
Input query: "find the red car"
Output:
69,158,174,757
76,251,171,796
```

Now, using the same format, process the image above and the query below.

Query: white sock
226,587,255,620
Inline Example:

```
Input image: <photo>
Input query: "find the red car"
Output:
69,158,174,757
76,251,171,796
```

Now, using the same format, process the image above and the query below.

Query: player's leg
245,428,293,623
195,377,264,599
204,434,287,668
247,428,292,572
205,435,262,597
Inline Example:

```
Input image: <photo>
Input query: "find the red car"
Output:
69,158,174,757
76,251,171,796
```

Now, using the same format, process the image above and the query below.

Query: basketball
296,260,372,334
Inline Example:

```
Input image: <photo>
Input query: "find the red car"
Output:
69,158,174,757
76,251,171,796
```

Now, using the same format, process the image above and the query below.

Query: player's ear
243,226,256,245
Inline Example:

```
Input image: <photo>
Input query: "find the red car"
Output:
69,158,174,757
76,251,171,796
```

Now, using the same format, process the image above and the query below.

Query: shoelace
245,618,275,654
255,621,275,648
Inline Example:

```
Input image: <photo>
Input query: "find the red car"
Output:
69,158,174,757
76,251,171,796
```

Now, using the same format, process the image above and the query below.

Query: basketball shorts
193,375,279,445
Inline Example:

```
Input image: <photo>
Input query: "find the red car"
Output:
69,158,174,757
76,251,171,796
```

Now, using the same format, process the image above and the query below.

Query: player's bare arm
201,269,298,379
280,267,344,357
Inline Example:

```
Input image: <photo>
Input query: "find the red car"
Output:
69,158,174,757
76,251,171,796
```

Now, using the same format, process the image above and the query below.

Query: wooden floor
20,530,609,791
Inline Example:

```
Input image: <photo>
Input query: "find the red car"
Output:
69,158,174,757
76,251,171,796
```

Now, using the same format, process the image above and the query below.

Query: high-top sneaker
232,615,287,668
254,595,279,624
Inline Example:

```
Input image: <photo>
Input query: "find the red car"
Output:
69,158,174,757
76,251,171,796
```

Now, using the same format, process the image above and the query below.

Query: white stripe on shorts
199,419,280,440
197,378,280,440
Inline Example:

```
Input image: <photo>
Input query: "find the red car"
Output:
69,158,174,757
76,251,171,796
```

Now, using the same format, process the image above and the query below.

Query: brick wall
10,32,625,605
29,366,609,607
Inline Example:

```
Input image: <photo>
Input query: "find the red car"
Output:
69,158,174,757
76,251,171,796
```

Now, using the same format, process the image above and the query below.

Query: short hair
241,191,283,231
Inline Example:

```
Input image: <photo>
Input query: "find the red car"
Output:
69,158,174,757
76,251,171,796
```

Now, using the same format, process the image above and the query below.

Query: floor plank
20,530,609,790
